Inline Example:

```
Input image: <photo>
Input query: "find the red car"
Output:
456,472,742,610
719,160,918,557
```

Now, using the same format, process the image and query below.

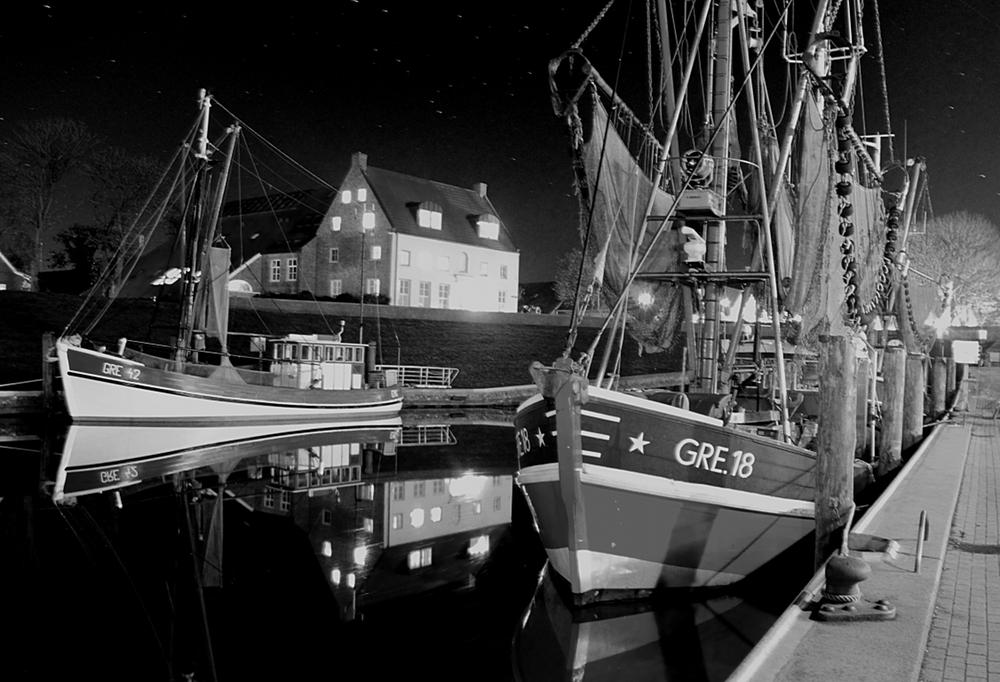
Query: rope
572,0,617,49
872,0,895,164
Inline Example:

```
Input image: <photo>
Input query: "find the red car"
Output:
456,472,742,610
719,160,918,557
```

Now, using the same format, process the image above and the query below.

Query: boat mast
699,0,734,393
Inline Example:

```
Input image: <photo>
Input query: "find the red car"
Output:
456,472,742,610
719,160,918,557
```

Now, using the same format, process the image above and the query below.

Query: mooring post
902,352,926,456
855,352,872,463
931,357,947,419
955,362,969,412
946,357,957,404
877,343,906,478
41,331,55,414
815,335,857,571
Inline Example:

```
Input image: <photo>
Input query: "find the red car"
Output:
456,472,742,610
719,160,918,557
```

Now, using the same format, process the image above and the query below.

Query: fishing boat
515,0,932,602
52,90,403,424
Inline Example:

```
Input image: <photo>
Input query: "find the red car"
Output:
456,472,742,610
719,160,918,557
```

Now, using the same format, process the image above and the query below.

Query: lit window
321,541,332,556
330,569,341,585
357,188,367,202
329,279,342,297
287,258,298,282
430,507,442,522
418,208,442,230
436,255,450,271
341,190,352,204
330,248,339,263
410,508,425,528
500,264,508,280
362,211,375,230
270,259,281,283
477,215,500,240
437,283,450,309
353,546,367,565
480,262,488,276
397,279,411,306
407,547,433,570
418,281,431,308
400,250,411,266
346,573,356,588
391,513,403,529
370,245,382,260
366,278,380,296
330,216,341,231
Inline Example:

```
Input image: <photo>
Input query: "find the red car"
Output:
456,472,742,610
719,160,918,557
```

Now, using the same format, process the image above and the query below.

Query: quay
732,410,995,682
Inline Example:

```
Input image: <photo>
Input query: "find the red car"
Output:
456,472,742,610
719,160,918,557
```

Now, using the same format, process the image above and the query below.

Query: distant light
468,534,490,557
362,211,376,230
321,541,332,557
353,546,367,565
357,188,367,202
341,190,352,204
410,508,425,528
331,568,341,585
637,292,654,307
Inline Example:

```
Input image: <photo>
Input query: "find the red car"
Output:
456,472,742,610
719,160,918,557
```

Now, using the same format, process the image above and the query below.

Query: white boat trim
518,462,814,518
588,385,723,427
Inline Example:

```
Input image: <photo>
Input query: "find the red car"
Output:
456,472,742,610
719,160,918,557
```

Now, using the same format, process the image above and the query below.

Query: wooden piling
931,358,947,419
877,344,906,478
903,353,926,456
855,353,872,462
41,331,55,414
946,357,957,405
815,335,857,570
955,362,969,412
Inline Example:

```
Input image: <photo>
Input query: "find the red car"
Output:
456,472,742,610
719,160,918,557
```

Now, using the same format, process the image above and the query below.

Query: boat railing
398,424,457,446
377,364,459,388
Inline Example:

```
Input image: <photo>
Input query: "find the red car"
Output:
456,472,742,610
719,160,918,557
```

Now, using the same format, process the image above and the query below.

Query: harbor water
0,415,811,681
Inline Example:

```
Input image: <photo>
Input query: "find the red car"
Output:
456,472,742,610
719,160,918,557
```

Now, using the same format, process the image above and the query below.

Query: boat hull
514,385,816,597
56,341,403,425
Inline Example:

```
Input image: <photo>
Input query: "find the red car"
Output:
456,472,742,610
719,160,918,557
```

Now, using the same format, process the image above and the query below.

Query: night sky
4,1,1000,283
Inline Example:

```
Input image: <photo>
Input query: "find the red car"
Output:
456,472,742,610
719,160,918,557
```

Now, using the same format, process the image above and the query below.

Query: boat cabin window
301,346,312,361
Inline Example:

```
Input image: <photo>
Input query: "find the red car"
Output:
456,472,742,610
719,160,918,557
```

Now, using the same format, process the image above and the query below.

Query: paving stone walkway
920,416,1000,682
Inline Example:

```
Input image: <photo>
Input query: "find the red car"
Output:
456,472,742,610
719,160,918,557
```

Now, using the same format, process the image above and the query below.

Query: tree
51,147,165,292
906,211,1000,324
0,118,100,288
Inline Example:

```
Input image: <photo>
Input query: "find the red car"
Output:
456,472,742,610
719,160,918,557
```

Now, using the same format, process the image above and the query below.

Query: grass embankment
0,292,683,389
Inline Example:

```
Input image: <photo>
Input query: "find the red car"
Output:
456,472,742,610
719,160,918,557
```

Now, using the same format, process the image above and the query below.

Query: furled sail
554,57,684,353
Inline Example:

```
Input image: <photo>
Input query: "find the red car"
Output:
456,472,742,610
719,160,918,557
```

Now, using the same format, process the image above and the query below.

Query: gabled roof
363,165,518,253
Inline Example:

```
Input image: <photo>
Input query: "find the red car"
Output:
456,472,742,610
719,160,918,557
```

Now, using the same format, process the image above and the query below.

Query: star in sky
628,432,650,454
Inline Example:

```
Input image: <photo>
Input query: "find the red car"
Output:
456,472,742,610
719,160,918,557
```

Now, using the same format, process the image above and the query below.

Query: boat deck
729,411,995,682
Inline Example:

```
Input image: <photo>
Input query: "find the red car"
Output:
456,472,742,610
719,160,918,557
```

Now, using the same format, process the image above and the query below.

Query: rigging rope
572,0,618,49
872,0,895,163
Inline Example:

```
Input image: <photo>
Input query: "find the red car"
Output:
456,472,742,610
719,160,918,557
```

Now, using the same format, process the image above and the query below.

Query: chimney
472,182,487,198
353,152,368,172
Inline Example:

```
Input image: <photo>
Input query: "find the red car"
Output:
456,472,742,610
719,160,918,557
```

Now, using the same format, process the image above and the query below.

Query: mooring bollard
914,510,929,573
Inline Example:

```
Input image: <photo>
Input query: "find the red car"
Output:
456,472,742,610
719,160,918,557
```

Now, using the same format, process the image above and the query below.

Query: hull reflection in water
513,565,785,682
50,418,403,501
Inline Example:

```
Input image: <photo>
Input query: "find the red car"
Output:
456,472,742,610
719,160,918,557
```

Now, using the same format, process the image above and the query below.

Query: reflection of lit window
280,491,291,511
453,505,461,525
430,507,442,523
322,509,332,525
469,535,490,556
353,546,367,565
391,513,403,530
331,568,341,585
414,481,425,498
392,482,405,501
321,541,332,557
433,480,445,495
473,501,482,514
407,547,433,569
359,484,374,500
493,496,502,512
410,508,425,528
264,492,274,508
363,517,373,533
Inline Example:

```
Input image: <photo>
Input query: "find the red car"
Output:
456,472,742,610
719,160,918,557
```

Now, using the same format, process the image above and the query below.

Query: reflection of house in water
241,424,513,621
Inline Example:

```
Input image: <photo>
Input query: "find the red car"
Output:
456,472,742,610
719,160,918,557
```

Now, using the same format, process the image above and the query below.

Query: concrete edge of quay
728,420,973,682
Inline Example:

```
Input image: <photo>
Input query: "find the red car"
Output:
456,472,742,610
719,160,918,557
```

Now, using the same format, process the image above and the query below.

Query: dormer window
416,202,443,230
357,188,367,202
476,214,500,240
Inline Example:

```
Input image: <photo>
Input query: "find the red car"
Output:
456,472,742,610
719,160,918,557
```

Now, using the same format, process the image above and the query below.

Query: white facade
390,233,520,312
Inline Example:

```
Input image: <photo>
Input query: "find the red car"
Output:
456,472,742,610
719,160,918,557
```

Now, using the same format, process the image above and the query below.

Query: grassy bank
0,292,684,389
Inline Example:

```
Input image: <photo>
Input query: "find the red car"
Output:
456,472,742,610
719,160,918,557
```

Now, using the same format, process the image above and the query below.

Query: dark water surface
0,415,808,682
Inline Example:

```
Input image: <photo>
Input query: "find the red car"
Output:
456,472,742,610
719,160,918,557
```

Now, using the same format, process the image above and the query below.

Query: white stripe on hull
547,547,748,592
